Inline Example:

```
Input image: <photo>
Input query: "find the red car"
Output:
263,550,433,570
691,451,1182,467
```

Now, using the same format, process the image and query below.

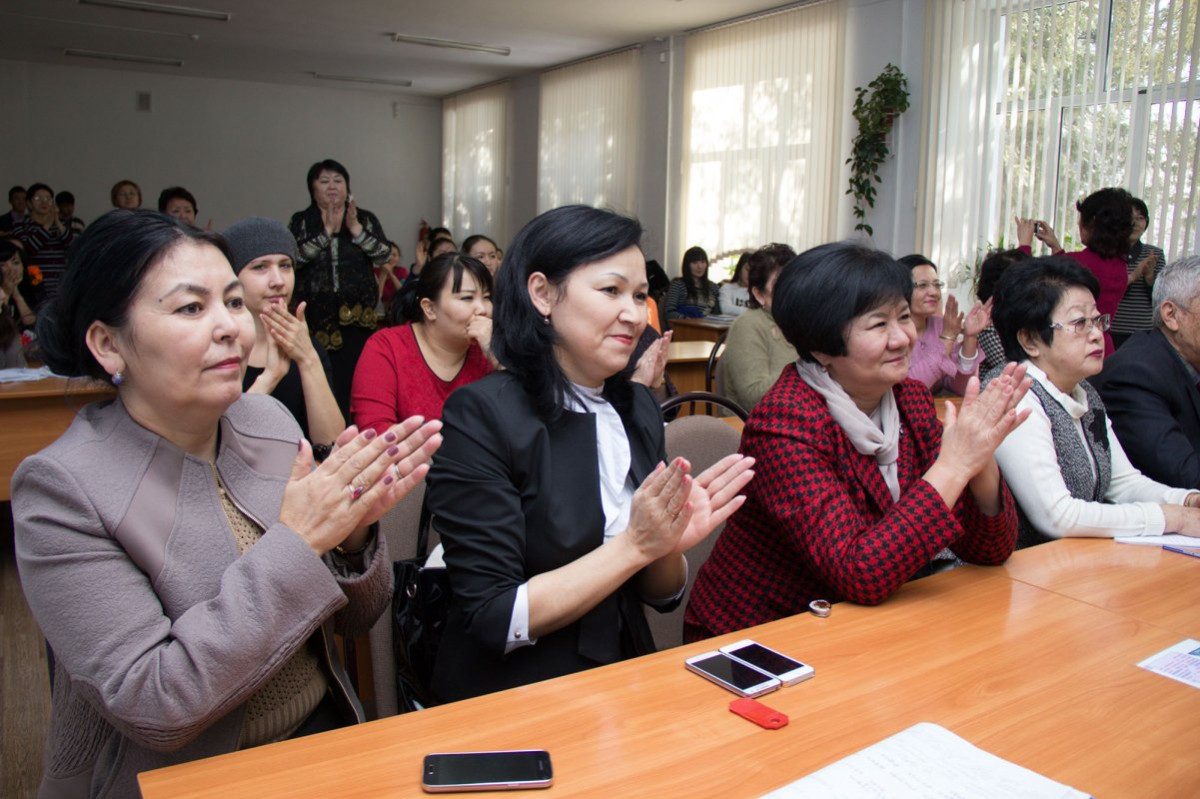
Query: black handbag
392,505,450,712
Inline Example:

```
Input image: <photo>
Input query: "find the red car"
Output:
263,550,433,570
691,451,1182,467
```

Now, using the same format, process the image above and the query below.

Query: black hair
25,183,53,202
0,239,20,349
428,236,457,256
427,226,452,241
976,248,1029,302
1131,197,1149,228
110,180,141,207
493,204,643,422
898,254,936,270
55,191,75,206
729,252,750,285
305,159,350,204
746,243,796,310
461,234,497,255
1075,187,1133,260
36,209,231,381
991,255,1101,363
8,186,25,202
157,186,198,214
773,242,912,362
394,252,492,326
680,245,710,301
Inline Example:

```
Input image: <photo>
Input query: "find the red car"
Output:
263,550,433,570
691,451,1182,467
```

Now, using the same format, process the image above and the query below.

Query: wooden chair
643,413,744,650
661,391,749,422
704,330,727,394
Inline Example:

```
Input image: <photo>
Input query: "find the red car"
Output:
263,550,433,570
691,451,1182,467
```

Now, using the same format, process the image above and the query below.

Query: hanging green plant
846,64,910,236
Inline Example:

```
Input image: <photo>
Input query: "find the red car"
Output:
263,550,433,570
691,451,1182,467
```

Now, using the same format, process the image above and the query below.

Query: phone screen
424,751,551,787
730,643,806,677
691,653,773,690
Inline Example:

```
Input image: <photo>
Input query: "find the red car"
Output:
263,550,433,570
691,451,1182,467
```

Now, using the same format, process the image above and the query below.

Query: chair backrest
365,480,427,719
660,391,749,422
644,414,744,650
704,330,727,394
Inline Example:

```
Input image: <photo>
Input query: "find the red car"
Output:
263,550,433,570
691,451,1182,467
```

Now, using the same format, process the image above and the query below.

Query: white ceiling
1,0,791,97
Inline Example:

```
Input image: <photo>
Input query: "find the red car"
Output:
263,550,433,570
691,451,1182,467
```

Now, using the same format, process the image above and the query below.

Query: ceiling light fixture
390,33,510,57
64,48,183,66
78,0,230,22
311,72,413,88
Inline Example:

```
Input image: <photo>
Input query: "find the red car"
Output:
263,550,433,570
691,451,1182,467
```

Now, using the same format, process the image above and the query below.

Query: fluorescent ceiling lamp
390,33,510,57
78,0,230,22
64,48,183,66
311,72,413,88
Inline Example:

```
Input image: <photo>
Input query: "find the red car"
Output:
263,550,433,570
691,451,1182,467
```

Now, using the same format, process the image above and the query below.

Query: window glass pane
1053,101,1131,242
1004,0,1101,101
1110,0,1197,88
1145,99,1199,257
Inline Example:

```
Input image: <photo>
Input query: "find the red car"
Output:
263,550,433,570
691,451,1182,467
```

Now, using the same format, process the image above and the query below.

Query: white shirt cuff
505,583,538,654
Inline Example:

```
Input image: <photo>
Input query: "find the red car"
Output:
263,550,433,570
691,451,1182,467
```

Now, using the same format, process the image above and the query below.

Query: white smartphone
421,750,553,793
684,650,782,697
720,639,815,686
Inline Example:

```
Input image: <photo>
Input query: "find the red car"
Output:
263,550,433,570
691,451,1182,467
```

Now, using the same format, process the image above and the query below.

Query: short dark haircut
37,209,231,381
1076,187,1133,260
745,243,797,310
25,183,53,202
427,226,452,241
680,245,710,299
774,242,912,362
991,256,1101,363
898,254,936,270
8,185,25,201
110,180,141,207
461,234,497,255
394,251,492,326
55,190,75,206
976,248,1029,302
157,186,197,213
305,159,350,204
493,204,643,422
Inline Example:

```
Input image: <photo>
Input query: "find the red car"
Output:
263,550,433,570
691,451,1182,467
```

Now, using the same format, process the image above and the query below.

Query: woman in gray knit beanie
223,216,344,456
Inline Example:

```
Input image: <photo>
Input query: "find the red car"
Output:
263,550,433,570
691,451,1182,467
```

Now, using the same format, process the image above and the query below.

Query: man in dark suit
1094,254,1200,488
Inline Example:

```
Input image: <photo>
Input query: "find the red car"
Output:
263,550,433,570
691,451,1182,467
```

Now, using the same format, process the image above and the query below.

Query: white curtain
920,0,1199,286
442,82,509,240
680,0,845,264
538,49,641,215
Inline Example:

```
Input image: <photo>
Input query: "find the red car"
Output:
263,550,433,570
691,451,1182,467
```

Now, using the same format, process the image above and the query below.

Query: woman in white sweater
990,256,1200,546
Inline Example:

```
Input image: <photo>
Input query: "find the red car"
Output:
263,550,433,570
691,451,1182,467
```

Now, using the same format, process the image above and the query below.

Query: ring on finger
349,479,369,501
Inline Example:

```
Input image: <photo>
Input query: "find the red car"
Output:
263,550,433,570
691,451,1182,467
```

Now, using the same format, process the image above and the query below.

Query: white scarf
796,361,902,501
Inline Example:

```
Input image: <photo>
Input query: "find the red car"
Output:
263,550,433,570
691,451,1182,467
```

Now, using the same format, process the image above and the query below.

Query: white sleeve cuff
504,583,538,654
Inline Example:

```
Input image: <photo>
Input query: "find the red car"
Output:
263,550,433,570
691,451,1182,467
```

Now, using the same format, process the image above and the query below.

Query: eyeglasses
1049,314,1111,335
913,281,945,291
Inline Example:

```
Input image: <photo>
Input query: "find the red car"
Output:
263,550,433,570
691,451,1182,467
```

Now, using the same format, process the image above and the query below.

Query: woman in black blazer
426,205,754,703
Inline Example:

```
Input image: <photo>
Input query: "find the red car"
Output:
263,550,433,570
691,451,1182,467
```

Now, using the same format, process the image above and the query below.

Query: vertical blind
920,0,1198,285
537,49,642,215
680,0,845,264
442,82,509,240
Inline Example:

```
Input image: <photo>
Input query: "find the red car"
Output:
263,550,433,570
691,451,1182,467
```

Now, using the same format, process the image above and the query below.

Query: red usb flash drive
729,697,789,729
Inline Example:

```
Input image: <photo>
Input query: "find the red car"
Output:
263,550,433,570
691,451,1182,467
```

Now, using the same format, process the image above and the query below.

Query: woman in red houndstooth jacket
685,243,1029,640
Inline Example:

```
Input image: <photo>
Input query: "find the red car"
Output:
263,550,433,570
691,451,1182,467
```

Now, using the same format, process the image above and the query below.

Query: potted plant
846,64,911,236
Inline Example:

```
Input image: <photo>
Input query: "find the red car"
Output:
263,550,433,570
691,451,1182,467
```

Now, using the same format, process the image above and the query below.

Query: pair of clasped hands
279,418,443,556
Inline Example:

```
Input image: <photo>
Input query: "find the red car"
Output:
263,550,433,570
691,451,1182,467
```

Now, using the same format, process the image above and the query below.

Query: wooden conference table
0,376,114,502
139,539,1199,797
667,316,731,343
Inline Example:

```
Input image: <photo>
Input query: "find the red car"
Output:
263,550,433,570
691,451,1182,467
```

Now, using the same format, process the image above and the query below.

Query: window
538,49,641,214
680,1,845,265
921,0,1198,282
443,82,509,239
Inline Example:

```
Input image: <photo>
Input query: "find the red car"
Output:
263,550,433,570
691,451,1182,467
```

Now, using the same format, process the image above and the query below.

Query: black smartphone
421,750,553,793
684,651,781,697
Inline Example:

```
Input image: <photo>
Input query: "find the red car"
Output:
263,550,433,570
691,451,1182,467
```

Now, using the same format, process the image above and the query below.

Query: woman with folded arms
686,243,1025,640
352,252,494,434
664,245,721,321
12,210,441,798
223,216,345,456
426,205,754,702
989,256,1200,547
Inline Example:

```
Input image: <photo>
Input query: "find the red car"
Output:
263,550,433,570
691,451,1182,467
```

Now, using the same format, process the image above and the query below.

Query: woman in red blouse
351,252,494,434
1018,187,1135,357
685,243,1028,640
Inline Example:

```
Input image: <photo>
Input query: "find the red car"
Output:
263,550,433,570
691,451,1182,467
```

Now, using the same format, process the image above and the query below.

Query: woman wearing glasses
991,256,1200,548
899,255,988,396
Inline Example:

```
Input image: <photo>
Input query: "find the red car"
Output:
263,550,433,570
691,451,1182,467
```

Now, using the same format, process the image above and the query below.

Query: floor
1,501,50,798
